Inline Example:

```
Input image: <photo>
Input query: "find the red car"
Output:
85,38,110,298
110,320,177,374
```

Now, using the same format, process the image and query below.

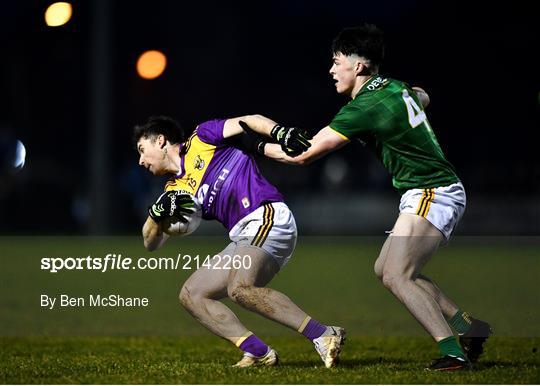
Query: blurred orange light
137,50,167,80
45,2,72,27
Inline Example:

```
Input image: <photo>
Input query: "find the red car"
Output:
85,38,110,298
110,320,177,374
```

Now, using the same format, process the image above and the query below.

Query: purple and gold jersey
164,119,283,230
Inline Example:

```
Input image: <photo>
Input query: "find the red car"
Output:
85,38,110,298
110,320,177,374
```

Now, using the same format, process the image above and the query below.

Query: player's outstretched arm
224,115,313,157
263,126,349,165
223,114,277,138
142,217,169,251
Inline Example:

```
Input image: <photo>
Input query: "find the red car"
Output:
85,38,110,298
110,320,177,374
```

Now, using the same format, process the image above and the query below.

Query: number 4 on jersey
402,89,427,128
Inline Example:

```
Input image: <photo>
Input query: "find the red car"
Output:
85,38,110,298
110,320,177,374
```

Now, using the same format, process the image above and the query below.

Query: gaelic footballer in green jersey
237,24,492,371
329,75,459,194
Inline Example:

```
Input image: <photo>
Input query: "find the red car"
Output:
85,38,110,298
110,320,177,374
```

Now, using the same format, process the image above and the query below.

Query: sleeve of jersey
328,103,372,140
195,119,227,145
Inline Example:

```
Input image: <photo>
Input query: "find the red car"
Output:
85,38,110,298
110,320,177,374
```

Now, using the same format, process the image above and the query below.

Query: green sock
449,310,473,335
438,336,467,360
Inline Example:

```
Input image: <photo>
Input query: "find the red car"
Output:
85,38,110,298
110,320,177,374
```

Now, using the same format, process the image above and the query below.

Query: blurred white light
322,155,348,187
13,140,26,170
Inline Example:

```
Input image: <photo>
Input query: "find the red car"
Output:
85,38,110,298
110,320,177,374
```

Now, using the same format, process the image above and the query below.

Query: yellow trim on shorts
422,188,435,217
252,205,269,247
416,188,435,218
415,189,428,216
252,204,274,247
234,331,253,347
297,316,312,333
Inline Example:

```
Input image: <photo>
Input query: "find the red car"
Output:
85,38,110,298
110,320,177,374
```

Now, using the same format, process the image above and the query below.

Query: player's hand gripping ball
162,196,202,236
148,190,202,236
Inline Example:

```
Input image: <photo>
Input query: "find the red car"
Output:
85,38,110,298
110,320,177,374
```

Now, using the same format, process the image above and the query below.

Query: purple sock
301,318,327,341
239,334,269,357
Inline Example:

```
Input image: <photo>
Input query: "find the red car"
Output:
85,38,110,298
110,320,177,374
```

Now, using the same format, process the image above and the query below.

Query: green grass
1,236,539,383
1,336,539,384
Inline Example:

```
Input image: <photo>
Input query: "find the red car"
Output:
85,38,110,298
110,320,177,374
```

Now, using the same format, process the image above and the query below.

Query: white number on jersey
402,89,427,128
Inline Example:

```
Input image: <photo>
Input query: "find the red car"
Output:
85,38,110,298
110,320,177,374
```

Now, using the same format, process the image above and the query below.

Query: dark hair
132,115,186,148
331,24,385,69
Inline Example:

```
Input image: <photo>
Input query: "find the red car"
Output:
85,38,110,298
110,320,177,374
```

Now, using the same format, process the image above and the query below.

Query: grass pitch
2,336,539,384
1,236,539,383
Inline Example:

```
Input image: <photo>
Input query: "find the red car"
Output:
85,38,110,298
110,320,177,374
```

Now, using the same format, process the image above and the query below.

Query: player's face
137,137,167,176
329,53,358,96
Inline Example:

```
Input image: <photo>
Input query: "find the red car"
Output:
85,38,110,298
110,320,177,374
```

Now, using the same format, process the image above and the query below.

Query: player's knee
374,261,384,281
381,271,394,290
381,270,404,291
179,284,195,309
381,267,414,291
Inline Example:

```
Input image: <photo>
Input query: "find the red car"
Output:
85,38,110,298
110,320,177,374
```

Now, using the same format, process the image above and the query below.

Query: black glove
148,190,196,223
237,121,267,155
270,124,312,157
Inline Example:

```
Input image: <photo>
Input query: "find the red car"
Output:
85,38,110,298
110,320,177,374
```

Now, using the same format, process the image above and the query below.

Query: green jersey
329,75,459,194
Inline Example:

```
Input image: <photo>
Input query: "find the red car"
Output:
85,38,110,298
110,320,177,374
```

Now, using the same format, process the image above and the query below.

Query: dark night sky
0,1,538,234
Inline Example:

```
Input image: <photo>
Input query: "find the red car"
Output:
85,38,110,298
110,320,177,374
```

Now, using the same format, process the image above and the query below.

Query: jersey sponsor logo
197,184,209,206
242,197,250,208
366,76,387,91
200,168,230,210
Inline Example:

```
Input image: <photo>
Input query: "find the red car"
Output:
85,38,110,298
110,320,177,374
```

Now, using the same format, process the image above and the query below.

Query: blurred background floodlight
44,2,73,27
136,50,167,79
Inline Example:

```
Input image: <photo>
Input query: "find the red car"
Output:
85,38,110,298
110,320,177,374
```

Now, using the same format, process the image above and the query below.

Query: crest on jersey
194,155,205,170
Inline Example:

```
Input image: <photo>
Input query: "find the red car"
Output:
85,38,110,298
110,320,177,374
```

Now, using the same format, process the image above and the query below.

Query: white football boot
313,326,346,368
232,347,279,368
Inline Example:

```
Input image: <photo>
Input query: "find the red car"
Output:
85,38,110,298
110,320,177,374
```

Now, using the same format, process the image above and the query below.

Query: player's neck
165,143,182,174
351,75,374,99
